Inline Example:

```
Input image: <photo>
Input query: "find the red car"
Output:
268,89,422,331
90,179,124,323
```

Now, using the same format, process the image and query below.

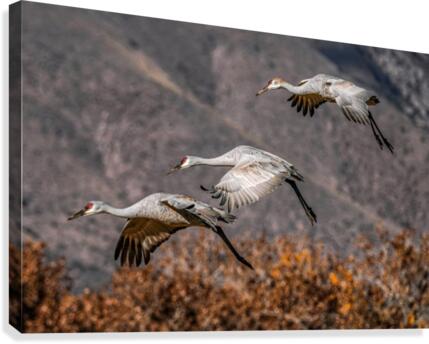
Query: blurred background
13,1,429,326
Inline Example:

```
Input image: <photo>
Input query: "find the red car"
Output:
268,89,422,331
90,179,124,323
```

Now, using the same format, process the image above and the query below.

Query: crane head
68,201,103,220
256,77,286,96
167,156,191,175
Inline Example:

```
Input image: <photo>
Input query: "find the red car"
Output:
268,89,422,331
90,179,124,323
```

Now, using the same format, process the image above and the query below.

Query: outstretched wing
334,85,371,125
286,78,328,116
114,218,182,267
203,162,288,213
331,81,372,125
338,98,371,125
161,196,253,270
161,195,235,229
287,93,327,116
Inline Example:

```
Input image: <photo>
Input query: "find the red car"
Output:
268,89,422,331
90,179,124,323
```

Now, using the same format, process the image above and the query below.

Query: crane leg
368,112,394,154
212,226,254,270
285,179,317,225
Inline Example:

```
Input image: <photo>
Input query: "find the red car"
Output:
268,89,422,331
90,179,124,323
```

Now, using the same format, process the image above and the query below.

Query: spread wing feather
161,196,235,229
114,195,237,268
203,162,289,213
335,93,371,125
114,218,181,267
287,94,327,117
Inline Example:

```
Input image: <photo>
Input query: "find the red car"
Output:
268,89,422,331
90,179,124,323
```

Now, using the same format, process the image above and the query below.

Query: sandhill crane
256,74,394,153
168,145,317,225
67,193,253,269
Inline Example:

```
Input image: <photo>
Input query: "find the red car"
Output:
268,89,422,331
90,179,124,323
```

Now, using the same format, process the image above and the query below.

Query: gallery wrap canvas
9,0,429,333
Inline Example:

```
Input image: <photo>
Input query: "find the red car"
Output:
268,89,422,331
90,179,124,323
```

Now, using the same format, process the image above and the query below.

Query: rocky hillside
17,2,429,290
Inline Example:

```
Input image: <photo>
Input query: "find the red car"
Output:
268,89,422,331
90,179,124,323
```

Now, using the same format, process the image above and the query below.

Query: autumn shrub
9,227,429,332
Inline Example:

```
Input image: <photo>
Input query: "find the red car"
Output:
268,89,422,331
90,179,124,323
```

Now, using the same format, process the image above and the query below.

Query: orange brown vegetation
9,227,429,332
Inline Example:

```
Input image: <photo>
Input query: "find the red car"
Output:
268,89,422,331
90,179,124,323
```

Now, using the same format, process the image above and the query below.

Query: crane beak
256,85,269,96
167,163,181,175
67,208,86,221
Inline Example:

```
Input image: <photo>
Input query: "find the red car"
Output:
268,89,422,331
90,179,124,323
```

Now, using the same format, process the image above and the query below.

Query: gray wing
161,195,236,229
161,196,253,270
338,98,371,125
204,161,290,213
334,84,394,152
114,218,182,267
334,82,371,125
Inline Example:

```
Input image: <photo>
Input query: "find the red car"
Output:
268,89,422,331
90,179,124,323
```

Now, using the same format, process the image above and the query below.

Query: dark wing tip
114,236,125,260
136,243,143,266
120,237,130,266
291,95,299,108
201,184,216,193
129,240,136,267
143,249,150,265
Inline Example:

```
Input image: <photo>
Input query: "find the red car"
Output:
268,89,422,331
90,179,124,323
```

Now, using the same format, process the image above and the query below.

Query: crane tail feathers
367,95,380,105
288,166,304,182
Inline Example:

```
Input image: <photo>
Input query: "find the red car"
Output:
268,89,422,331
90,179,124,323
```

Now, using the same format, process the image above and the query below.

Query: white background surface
1,0,428,343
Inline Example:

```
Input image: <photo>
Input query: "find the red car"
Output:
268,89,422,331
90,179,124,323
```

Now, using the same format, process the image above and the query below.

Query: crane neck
102,204,136,218
191,155,235,167
279,81,305,94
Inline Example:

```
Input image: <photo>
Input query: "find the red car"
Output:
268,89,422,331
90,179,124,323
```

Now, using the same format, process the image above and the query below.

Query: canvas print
9,1,429,333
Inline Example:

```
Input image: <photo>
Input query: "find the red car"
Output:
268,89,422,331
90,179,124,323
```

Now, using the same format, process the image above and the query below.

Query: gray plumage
68,193,253,269
169,145,317,225
256,74,394,153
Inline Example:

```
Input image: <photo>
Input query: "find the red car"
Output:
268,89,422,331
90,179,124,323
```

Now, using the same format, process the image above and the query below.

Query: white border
13,0,429,54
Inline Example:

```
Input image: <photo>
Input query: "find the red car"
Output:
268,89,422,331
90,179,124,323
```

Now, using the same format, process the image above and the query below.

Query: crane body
256,74,394,153
68,193,253,269
169,145,317,225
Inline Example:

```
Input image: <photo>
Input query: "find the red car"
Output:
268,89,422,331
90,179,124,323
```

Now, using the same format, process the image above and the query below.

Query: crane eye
180,157,188,165
85,202,93,210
